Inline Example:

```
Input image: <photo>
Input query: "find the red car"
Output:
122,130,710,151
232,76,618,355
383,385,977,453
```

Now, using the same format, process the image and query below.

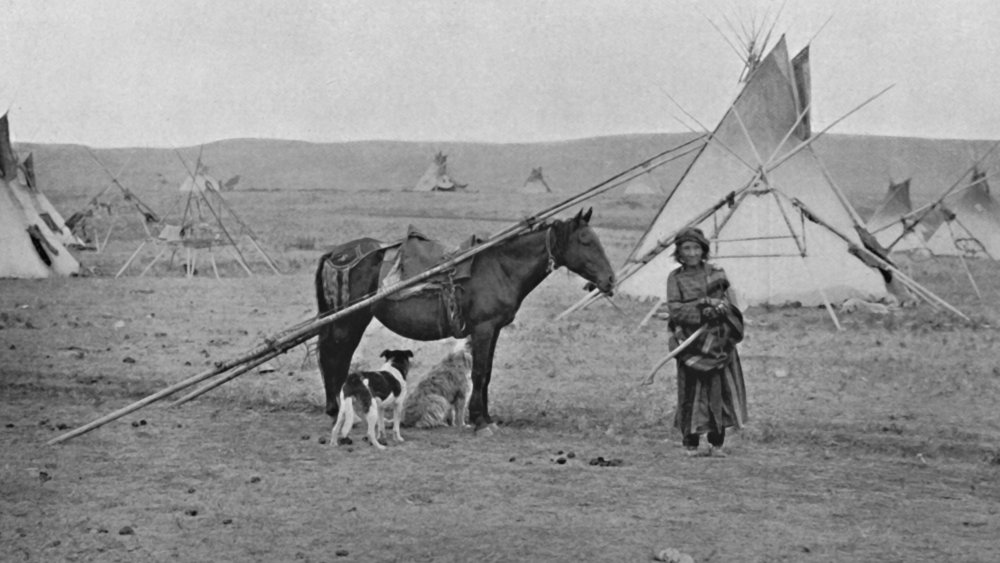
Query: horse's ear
582,207,593,223
380,349,390,359
405,350,414,359
572,208,583,225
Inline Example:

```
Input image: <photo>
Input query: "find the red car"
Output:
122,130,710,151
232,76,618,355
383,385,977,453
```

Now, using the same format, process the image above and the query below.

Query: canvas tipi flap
867,179,929,252
925,169,1000,259
617,37,886,307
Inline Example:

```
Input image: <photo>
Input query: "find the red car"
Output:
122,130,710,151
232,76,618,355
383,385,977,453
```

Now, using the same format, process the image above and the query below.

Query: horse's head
552,208,615,295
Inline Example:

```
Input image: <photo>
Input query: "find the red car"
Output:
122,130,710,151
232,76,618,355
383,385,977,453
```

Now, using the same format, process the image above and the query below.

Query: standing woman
666,227,747,457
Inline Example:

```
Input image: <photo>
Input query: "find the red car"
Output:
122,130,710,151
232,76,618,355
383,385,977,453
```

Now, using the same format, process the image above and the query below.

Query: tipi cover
0,113,80,278
520,167,552,193
412,152,467,192
617,38,886,307
925,169,1000,259
623,178,661,195
867,179,929,252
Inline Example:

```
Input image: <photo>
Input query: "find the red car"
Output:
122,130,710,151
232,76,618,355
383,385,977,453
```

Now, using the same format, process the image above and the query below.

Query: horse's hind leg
317,312,372,419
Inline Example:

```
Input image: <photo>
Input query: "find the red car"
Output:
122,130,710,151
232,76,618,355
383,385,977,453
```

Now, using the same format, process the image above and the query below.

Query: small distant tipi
520,167,552,193
412,151,467,192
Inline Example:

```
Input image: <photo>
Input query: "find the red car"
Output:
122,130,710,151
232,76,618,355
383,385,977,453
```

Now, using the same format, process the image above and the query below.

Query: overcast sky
2,0,998,148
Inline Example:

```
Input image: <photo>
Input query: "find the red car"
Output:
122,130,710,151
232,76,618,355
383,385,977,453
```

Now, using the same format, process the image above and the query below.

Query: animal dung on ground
588,456,624,467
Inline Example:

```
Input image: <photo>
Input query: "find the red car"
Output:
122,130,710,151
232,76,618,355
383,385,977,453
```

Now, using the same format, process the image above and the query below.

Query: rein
544,225,561,273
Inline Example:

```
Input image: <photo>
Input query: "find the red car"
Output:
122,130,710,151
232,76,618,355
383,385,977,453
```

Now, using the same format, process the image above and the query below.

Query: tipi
116,157,280,278
412,151,467,192
866,179,930,252
615,37,888,308
0,113,80,278
925,168,1000,259
520,167,552,193
67,148,161,253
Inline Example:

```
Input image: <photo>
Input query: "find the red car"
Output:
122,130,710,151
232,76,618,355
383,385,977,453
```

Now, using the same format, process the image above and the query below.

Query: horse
314,208,615,432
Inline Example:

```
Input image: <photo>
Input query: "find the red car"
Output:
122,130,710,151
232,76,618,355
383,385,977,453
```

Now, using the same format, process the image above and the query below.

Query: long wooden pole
639,326,707,386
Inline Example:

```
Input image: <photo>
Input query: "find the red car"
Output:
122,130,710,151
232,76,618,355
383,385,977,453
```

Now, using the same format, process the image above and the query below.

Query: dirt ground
3,202,1000,561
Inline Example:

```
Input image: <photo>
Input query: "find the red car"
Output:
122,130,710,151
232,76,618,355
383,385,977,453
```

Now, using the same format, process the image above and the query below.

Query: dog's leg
365,405,385,450
453,395,469,428
393,393,406,442
330,395,351,446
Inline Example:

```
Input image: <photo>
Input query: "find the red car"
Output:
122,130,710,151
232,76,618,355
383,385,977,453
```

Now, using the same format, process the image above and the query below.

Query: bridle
544,225,562,273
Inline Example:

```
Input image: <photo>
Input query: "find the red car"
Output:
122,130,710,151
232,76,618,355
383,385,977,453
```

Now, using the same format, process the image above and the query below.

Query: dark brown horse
314,208,614,431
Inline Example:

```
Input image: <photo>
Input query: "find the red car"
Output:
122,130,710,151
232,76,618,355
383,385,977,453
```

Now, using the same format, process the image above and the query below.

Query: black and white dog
330,349,413,450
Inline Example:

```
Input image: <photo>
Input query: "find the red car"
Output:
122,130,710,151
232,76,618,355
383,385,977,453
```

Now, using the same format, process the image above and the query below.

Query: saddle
318,227,485,338
378,225,482,300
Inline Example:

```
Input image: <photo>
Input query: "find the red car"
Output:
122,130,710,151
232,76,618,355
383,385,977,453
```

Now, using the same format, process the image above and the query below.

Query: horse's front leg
467,324,501,432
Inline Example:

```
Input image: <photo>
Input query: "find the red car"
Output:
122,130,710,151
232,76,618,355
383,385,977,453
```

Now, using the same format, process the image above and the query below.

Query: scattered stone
187,487,196,494
508,456,516,462
185,509,198,517
122,357,136,364
56,423,69,430
38,471,51,483
222,518,233,525
318,436,329,445
249,476,261,484
335,549,349,557
301,434,311,441
118,526,134,535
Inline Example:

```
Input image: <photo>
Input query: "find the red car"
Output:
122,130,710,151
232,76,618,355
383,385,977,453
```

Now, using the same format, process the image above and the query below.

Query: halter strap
545,226,560,273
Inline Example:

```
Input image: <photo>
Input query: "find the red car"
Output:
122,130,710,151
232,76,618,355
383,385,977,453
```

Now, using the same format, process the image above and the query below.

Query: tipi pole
957,252,984,303
210,248,221,280
170,334,309,406
115,240,147,278
789,197,969,321
228,244,255,277
139,245,168,277
638,296,666,328
767,85,894,173
211,194,283,274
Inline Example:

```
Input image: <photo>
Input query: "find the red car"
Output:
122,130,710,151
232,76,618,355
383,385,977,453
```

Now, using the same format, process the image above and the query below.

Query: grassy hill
17,133,998,222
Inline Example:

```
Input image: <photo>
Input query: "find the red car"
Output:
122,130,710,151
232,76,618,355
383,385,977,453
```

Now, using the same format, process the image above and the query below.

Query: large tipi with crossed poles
614,36,889,309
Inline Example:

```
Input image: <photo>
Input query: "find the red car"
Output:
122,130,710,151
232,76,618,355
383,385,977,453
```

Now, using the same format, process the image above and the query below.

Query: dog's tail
401,394,451,429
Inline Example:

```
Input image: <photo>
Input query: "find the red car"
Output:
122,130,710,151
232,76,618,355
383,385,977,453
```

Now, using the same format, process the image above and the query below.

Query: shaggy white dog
400,339,473,428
